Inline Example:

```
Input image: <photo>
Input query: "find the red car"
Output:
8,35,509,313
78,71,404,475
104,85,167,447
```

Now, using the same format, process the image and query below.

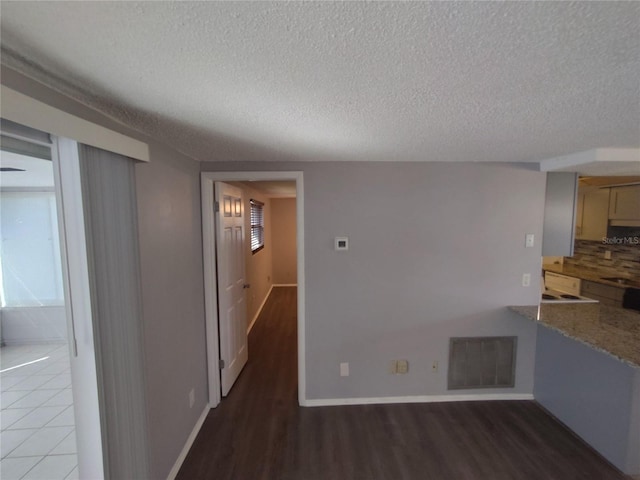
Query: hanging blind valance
0,85,149,162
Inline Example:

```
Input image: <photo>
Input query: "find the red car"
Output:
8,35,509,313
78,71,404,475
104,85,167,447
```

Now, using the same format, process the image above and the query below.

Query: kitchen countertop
509,303,640,368
542,263,640,289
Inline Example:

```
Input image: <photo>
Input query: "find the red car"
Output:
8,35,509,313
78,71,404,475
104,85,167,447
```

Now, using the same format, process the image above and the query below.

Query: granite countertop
510,303,640,368
542,263,640,289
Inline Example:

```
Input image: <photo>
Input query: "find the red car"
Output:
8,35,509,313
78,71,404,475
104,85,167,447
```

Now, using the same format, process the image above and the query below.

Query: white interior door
215,182,248,396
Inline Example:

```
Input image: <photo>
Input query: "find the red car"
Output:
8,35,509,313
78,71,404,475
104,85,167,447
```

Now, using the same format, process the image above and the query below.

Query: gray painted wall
4,64,548,477
134,144,207,480
202,161,545,400
534,325,640,475
542,172,578,257
2,67,209,480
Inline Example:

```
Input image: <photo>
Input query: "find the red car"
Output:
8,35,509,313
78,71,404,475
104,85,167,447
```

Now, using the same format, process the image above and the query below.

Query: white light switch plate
525,234,535,248
340,362,349,377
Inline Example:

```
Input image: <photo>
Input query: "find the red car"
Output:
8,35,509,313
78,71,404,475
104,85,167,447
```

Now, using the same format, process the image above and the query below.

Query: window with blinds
250,199,264,253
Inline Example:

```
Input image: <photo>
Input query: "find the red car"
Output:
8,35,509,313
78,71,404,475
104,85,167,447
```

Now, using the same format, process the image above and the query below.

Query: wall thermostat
335,237,349,251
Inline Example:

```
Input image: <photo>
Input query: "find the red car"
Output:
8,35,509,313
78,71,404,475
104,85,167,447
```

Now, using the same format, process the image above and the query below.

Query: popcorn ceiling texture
1,2,639,163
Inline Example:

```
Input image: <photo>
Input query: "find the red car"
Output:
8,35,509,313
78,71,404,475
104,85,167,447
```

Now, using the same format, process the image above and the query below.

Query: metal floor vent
448,336,517,390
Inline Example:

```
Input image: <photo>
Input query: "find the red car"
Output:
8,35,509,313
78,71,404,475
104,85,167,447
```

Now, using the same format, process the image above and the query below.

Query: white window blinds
250,199,264,253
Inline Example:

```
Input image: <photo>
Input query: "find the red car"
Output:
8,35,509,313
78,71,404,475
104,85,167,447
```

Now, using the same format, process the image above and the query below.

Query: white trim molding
53,137,105,479
303,393,534,408
0,85,150,162
166,404,211,480
247,285,274,334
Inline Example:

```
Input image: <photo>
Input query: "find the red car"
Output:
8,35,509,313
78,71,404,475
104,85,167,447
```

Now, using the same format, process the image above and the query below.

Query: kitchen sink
600,277,640,288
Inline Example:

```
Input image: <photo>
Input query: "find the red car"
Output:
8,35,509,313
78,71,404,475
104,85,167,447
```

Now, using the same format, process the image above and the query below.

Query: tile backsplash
564,240,640,279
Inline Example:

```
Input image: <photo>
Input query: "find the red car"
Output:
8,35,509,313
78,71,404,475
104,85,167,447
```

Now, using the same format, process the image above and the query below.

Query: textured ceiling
1,1,639,164
240,181,296,198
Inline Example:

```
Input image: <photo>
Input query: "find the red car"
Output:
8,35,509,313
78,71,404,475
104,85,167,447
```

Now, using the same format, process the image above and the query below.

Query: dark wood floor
178,286,629,480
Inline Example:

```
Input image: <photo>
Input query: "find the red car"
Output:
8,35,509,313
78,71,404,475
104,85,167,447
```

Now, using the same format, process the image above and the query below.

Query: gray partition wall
542,172,578,257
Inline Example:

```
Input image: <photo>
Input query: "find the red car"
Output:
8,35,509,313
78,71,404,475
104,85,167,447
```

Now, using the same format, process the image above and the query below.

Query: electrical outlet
189,388,195,408
604,250,612,260
396,360,409,374
389,360,398,374
340,362,349,377
432,361,438,373
522,273,531,287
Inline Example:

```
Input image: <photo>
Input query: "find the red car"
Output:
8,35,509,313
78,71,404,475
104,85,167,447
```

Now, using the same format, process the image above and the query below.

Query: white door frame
53,137,105,479
201,171,306,408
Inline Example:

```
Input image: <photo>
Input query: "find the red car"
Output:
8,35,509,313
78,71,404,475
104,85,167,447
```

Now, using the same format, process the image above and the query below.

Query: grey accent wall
542,172,578,257
534,325,640,475
134,145,207,480
202,161,544,400
2,67,209,480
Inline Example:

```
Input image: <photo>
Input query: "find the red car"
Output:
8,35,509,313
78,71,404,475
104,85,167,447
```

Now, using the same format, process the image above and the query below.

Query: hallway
177,286,627,480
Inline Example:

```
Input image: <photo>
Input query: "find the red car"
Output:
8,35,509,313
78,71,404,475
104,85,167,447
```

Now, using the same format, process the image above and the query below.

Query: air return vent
448,336,516,390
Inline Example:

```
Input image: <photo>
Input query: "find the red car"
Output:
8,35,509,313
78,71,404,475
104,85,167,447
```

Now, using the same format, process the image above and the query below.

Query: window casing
250,199,264,253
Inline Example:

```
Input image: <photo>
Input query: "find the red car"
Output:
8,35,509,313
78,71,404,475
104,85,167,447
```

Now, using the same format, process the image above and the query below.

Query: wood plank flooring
177,286,630,480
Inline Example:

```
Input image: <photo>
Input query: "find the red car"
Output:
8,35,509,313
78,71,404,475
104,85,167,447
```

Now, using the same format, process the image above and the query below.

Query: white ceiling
1,2,639,167
240,181,296,198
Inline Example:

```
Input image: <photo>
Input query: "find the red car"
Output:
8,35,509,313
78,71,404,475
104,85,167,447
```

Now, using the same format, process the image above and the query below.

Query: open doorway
201,172,305,408
0,125,78,479
229,181,298,330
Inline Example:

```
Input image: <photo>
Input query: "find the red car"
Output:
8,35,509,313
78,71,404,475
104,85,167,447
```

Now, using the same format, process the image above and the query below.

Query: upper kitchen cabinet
609,185,640,224
575,187,610,241
542,172,578,257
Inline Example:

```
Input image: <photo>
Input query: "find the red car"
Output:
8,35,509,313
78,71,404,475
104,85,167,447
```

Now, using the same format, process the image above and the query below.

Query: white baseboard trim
247,285,274,334
166,403,210,480
273,283,298,287
302,393,534,407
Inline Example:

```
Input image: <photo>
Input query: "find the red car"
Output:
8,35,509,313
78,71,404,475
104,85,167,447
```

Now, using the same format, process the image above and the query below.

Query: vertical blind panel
78,144,150,479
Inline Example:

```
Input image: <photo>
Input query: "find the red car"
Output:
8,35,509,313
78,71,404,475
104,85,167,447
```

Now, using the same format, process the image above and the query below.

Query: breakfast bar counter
509,303,640,368
510,302,640,476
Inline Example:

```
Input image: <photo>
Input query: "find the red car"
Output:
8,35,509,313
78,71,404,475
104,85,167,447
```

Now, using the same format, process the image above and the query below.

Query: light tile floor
1,344,78,480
